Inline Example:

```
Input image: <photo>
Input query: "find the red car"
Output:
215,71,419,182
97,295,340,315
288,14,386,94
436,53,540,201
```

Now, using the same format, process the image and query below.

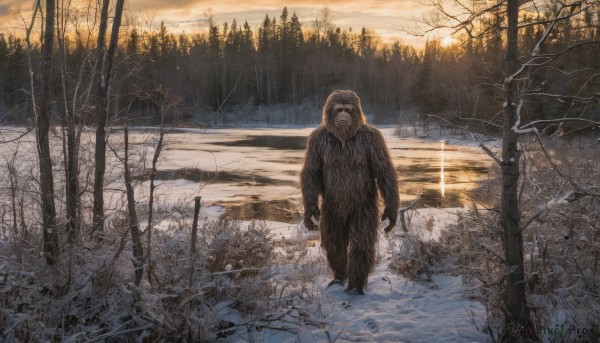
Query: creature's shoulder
307,126,329,144
359,124,386,142
310,125,327,135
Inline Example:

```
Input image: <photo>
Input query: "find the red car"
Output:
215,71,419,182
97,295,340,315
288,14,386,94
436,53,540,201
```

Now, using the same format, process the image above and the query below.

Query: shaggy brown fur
300,90,399,294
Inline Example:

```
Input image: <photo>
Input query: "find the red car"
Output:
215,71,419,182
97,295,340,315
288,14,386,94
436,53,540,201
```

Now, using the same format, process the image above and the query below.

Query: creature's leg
321,207,350,283
346,206,378,295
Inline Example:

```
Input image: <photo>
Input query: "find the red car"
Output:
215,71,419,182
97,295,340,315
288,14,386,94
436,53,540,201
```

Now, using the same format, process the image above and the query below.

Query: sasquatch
300,90,399,295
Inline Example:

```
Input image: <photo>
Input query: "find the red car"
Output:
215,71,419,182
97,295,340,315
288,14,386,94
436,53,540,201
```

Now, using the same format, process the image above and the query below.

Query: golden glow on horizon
0,0,432,47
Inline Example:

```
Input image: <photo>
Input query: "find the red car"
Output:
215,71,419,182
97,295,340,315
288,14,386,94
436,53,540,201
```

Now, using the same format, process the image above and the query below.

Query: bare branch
420,113,502,164
480,143,502,165
520,117,600,129
0,128,34,144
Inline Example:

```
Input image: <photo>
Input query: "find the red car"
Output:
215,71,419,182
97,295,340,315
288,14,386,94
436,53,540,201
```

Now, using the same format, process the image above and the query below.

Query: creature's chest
322,136,369,169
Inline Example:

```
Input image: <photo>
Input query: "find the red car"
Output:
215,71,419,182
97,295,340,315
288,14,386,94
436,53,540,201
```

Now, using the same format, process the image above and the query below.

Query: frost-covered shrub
0,213,279,342
149,219,193,287
388,230,448,281
440,136,600,341
203,218,273,275
197,218,275,323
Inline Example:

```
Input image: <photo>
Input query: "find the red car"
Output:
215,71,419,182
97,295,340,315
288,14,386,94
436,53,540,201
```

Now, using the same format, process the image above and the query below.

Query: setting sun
441,35,455,47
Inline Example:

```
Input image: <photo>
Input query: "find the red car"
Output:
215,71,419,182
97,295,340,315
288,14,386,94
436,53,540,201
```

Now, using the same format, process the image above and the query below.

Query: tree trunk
92,96,108,232
92,0,124,233
8,151,21,262
56,2,81,243
146,103,166,284
501,0,535,340
37,0,60,264
91,0,111,233
124,119,144,287
65,109,81,242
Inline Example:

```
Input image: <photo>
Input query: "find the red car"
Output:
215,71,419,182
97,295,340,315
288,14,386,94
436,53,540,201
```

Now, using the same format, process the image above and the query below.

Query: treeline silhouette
0,7,599,126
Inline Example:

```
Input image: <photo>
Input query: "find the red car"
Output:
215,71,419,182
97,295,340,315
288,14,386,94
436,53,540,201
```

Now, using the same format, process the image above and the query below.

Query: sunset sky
0,0,437,46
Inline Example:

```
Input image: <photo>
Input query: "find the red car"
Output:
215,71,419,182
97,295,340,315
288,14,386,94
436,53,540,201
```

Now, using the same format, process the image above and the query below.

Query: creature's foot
344,285,365,295
326,279,345,288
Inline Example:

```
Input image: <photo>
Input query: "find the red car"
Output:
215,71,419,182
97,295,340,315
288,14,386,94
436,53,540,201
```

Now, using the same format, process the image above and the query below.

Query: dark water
148,168,296,187
215,135,308,150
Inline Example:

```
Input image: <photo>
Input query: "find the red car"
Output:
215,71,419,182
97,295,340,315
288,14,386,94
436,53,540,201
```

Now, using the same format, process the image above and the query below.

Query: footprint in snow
363,318,380,333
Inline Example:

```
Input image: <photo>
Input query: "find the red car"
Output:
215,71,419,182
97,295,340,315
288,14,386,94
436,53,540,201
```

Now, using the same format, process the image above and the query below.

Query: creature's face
333,104,354,128
323,90,366,143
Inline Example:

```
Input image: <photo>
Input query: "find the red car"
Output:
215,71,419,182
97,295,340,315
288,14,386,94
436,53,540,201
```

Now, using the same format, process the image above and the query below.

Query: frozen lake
145,127,493,222
0,126,494,225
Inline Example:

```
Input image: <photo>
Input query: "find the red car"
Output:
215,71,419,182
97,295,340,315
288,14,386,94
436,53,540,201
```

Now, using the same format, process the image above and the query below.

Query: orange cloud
1,0,427,46
133,1,424,40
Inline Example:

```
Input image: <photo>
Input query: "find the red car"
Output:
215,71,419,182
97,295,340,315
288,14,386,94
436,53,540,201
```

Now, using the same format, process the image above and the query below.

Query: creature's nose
337,113,351,125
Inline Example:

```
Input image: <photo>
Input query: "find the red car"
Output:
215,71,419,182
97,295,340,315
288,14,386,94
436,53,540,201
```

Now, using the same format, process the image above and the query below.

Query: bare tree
144,86,178,285
499,0,533,338
56,0,86,243
417,0,600,339
122,115,144,287
36,0,61,264
91,0,111,234
7,146,21,263
93,0,124,233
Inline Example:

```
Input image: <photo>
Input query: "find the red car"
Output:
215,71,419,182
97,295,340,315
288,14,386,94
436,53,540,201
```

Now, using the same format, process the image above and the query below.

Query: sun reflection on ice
440,140,446,197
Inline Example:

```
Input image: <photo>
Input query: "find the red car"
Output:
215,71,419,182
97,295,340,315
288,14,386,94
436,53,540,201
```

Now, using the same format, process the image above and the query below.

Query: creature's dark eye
336,108,344,113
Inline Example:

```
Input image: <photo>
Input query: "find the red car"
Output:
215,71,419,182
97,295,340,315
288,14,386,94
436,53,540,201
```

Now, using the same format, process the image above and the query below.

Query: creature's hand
381,207,398,233
304,203,320,231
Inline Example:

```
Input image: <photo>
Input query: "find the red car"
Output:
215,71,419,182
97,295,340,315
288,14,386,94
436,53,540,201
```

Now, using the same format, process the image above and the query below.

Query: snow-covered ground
216,208,489,343
221,268,488,343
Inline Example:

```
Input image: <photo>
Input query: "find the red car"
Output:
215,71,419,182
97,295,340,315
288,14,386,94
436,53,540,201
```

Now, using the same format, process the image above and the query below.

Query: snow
401,207,468,241
251,274,488,343
313,274,486,343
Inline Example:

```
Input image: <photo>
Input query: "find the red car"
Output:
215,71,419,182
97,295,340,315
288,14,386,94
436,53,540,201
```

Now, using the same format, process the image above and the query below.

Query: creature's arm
300,130,323,230
370,129,399,232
